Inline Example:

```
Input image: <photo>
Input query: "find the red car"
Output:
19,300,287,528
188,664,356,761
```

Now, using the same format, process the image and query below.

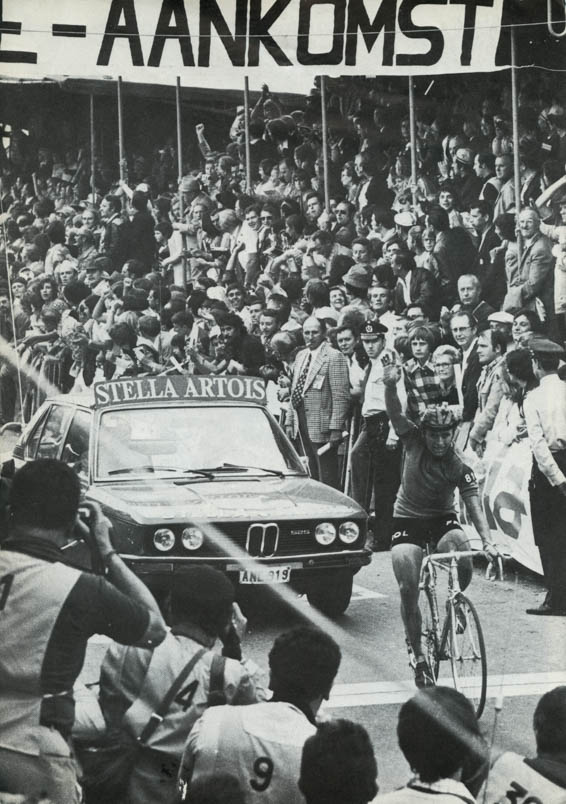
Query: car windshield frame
93,402,306,483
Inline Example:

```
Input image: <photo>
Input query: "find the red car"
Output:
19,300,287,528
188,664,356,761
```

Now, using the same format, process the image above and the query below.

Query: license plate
239,566,292,584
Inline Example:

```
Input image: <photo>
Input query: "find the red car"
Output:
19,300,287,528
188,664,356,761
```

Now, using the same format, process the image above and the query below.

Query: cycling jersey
394,426,478,519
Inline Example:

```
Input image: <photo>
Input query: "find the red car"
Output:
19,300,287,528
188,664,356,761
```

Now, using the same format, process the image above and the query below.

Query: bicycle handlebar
423,550,507,581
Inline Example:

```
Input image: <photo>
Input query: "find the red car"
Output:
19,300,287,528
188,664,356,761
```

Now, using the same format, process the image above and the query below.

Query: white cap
488,311,514,325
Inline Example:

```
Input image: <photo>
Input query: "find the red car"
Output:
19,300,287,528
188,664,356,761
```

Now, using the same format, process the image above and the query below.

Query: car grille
134,520,365,557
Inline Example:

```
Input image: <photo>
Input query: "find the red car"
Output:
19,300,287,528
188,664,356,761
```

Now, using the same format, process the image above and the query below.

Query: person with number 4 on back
382,359,500,689
176,627,341,804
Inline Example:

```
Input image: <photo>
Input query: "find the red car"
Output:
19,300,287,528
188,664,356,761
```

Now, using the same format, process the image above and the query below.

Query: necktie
291,352,312,408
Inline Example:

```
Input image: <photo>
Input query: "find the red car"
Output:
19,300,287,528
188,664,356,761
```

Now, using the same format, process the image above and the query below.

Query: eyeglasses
434,362,453,368
260,216,273,221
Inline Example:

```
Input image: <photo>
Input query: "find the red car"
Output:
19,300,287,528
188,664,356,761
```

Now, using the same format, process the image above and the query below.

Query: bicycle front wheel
449,593,487,718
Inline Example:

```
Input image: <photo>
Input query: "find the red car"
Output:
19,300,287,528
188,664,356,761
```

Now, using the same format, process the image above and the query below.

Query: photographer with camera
0,459,167,803
99,566,266,804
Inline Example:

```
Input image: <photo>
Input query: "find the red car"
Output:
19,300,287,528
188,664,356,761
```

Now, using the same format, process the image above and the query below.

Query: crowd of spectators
1,77,566,537
1,71,566,802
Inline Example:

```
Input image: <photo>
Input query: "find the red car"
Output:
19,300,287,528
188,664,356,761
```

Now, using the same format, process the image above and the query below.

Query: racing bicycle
410,548,503,718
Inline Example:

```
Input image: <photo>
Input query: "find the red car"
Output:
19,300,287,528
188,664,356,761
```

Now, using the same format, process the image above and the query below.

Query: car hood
88,476,364,524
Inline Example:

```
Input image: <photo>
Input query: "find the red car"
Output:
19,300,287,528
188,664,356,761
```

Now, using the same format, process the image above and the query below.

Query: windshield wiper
192,463,285,478
107,466,213,478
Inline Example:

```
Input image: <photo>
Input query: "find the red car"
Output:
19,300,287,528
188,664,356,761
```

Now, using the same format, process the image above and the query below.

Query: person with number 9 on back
382,364,500,689
176,627,341,804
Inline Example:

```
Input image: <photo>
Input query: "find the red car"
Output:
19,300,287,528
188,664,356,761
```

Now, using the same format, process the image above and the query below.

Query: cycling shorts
390,515,462,549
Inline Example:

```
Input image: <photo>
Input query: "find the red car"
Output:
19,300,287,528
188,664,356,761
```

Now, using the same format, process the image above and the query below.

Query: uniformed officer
177,626,341,804
0,459,166,803
350,320,405,548
521,338,566,615
480,686,566,803
100,566,266,804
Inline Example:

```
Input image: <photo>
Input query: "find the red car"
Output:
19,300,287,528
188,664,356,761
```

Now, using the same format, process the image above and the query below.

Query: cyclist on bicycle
383,361,500,688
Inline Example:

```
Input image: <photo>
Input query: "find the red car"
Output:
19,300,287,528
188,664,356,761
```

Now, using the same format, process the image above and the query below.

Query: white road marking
352,583,388,600
328,671,566,708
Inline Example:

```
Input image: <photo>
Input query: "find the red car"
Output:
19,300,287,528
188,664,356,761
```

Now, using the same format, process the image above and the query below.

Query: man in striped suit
285,317,350,488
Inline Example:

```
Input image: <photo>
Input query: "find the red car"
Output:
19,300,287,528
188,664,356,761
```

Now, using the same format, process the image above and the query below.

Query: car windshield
95,404,304,480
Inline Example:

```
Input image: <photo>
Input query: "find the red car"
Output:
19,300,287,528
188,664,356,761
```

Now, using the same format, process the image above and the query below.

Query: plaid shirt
403,358,441,423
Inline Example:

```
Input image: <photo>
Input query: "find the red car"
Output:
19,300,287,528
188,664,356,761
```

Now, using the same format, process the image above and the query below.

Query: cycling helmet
420,404,458,430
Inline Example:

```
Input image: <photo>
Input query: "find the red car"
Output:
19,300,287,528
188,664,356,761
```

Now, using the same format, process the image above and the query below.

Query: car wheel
306,570,354,618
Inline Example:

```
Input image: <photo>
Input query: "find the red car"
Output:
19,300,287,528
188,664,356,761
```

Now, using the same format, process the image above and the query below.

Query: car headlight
315,522,336,546
181,526,204,551
339,521,359,544
153,528,175,552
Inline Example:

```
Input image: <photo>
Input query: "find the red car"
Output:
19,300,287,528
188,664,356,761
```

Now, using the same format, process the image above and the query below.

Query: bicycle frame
419,550,479,663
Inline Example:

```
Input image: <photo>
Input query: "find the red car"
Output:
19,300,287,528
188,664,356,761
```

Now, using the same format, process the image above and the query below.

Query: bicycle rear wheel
449,593,487,718
421,588,440,681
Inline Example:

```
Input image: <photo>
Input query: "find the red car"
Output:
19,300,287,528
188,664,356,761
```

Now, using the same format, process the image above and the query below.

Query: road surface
81,552,565,794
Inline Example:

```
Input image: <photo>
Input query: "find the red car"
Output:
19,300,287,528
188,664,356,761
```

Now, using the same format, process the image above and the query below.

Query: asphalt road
81,552,566,795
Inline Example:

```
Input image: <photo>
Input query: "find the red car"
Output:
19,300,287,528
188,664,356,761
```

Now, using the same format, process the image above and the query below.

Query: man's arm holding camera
79,502,167,649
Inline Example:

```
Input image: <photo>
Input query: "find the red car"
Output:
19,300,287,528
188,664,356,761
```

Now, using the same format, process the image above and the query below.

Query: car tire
306,570,354,618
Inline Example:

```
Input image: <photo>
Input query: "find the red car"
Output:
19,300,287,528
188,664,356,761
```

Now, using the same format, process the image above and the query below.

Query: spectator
403,324,441,423
454,274,494,326
377,687,488,802
0,460,166,801
99,566,265,804
468,328,507,456
299,720,378,804
522,338,566,616
480,686,566,802
178,627,341,804
285,316,350,487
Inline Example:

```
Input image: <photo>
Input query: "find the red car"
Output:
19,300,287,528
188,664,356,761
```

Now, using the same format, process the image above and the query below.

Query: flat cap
488,311,514,325
455,147,475,166
343,265,371,289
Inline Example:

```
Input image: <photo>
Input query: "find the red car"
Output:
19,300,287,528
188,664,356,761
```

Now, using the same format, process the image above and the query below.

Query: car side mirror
299,456,310,474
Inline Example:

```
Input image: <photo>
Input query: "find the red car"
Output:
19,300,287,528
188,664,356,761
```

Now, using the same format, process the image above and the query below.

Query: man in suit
469,201,505,309
516,209,555,330
450,311,481,451
286,317,350,488
392,251,439,320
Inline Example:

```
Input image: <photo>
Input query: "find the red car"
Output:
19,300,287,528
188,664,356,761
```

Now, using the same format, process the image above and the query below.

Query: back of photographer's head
299,719,378,804
169,566,235,637
533,685,566,755
397,687,483,783
9,459,80,534
268,627,341,704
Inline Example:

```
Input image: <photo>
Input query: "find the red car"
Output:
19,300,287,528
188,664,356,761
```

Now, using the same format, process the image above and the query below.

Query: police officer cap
171,565,235,604
360,320,388,337
529,337,565,356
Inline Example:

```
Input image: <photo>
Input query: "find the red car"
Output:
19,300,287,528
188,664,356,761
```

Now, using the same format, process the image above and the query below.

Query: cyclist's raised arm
384,363,414,437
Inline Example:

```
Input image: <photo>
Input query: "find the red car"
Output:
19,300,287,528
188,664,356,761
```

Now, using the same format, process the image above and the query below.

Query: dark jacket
393,266,440,319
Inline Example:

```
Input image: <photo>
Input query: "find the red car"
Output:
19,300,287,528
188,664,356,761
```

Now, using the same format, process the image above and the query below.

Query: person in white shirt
518,338,566,615
375,687,488,803
350,320,406,548
479,685,566,804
